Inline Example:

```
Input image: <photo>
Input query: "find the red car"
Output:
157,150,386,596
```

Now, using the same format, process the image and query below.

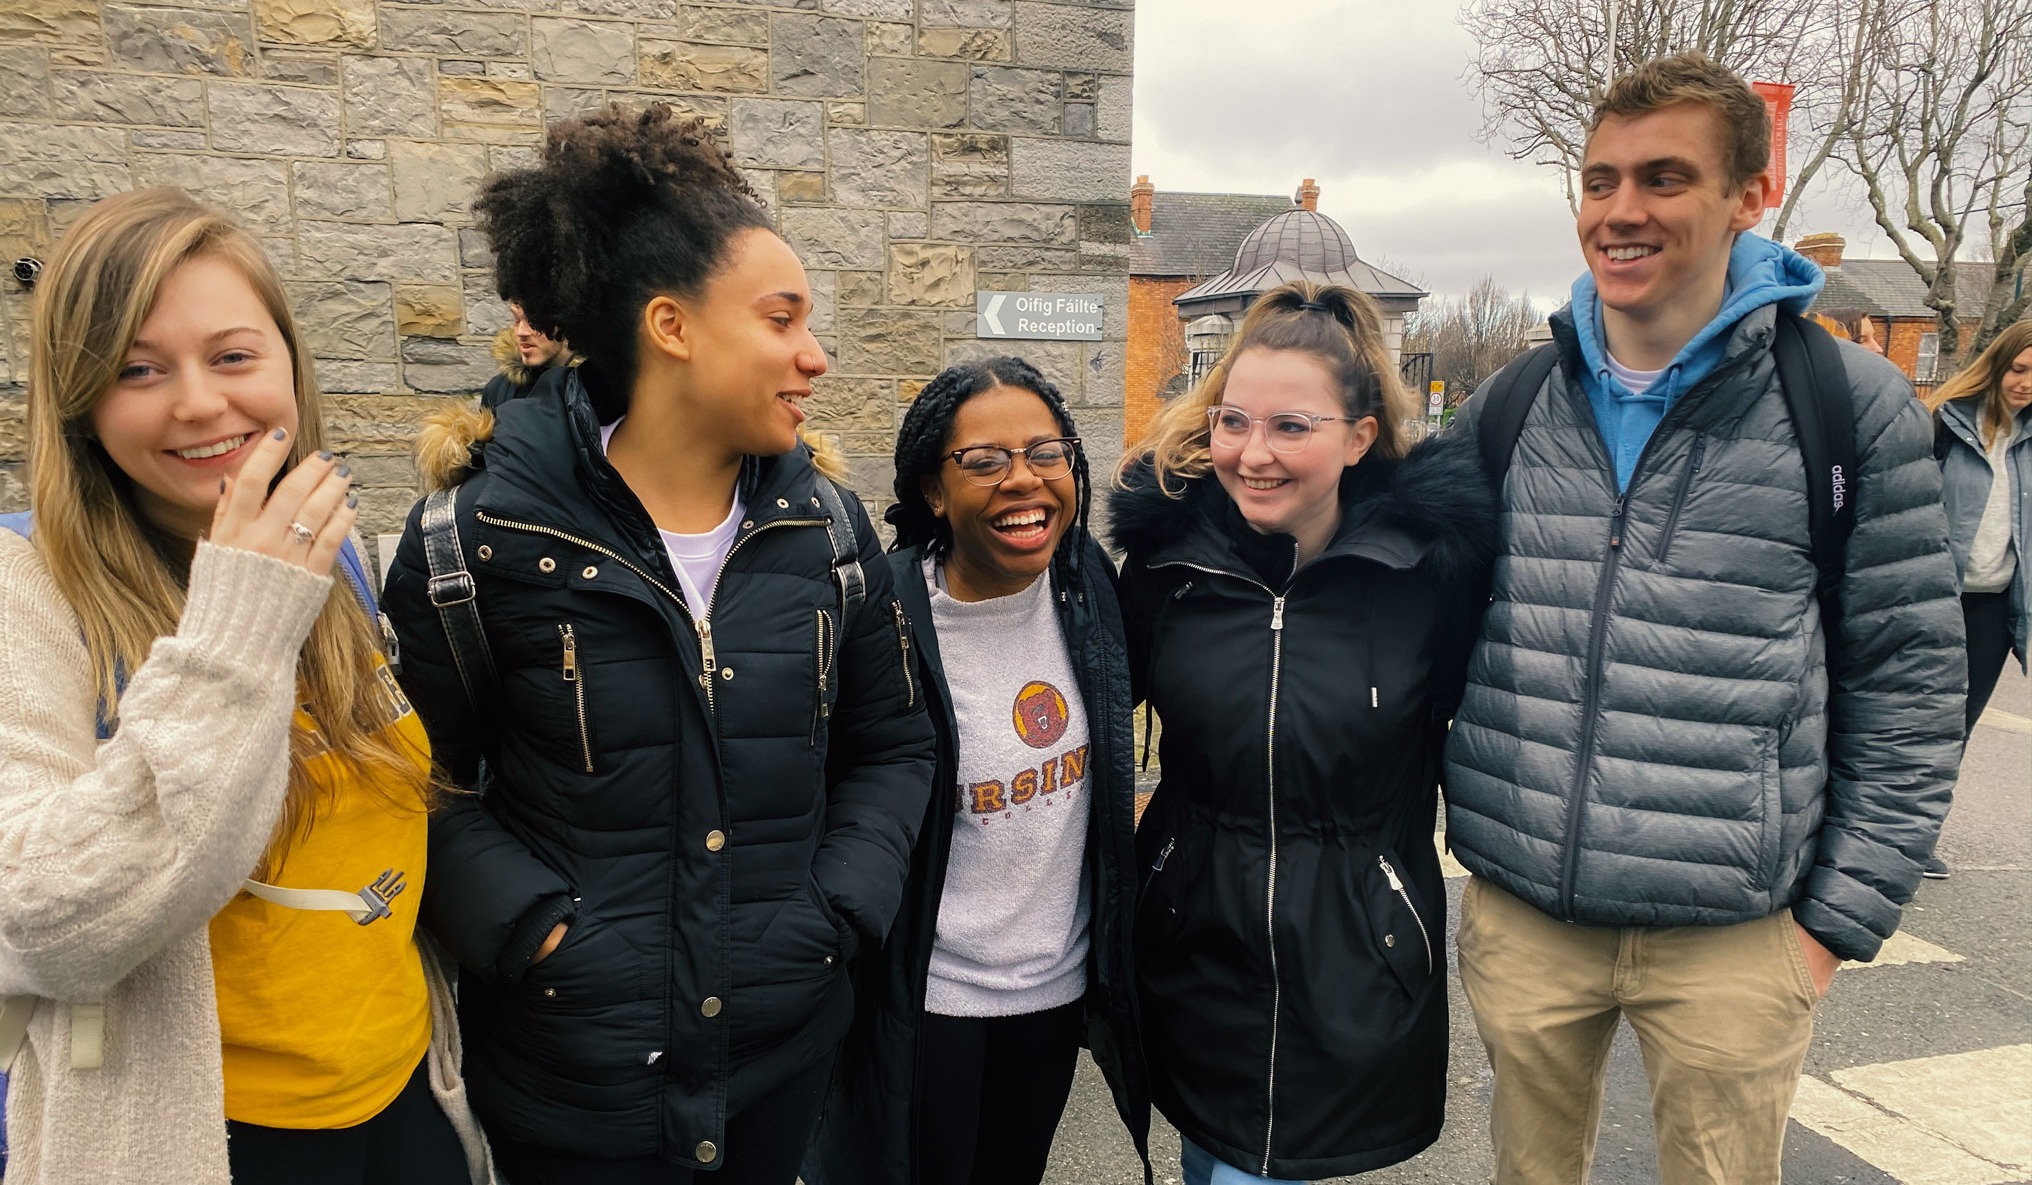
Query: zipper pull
1608,495,1630,549
1270,596,1286,631
696,618,716,686
1689,435,1708,472
559,624,578,682
1378,856,1403,892
893,601,911,657
1153,836,1175,871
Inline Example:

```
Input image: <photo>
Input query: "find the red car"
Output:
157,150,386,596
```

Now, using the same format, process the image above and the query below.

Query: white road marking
1832,1044,2032,1173
1790,1075,2019,1185
1844,930,1965,971
1977,706,2032,735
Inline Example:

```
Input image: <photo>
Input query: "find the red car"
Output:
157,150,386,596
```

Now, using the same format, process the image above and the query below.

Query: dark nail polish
317,450,333,461
335,464,351,478
345,493,358,509
272,427,287,440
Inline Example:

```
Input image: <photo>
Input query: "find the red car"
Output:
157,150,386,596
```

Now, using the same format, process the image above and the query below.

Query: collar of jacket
474,366,830,576
1108,429,1497,586
1940,394,2032,451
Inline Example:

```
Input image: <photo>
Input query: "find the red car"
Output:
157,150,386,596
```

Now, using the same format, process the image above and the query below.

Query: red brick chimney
1130,175,1154,233
1794,232,1845,270
1296,178,1320,212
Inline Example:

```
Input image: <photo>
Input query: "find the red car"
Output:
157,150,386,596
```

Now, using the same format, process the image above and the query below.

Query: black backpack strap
1772,311,1860,654
420,485,498,719
811,474,867,621
1475,344,1560,488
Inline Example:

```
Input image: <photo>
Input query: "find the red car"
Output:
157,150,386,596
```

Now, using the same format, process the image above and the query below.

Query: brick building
0,0,1136,547
1795,232,1992,393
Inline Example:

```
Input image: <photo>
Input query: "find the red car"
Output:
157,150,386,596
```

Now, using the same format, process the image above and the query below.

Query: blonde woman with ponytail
1110,280,1495,1182
0,188,487,1185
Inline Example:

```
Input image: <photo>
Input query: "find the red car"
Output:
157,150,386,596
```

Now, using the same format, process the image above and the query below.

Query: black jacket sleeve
814,492,938,948
384,489,575,983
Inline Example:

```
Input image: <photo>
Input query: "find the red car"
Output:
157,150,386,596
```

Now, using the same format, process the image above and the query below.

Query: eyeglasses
946,437,1080,486
1206,407,1358,454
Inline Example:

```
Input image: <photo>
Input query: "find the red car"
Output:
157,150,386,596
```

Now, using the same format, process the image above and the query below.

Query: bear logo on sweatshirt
1011,680,1069,749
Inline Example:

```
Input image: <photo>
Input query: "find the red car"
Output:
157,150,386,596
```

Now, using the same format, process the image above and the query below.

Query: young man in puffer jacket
479,301,573,410
1442,52,1965,1185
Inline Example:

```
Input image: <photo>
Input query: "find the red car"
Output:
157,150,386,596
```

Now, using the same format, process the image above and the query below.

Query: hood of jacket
1108,428,1497,584
491,326,535,387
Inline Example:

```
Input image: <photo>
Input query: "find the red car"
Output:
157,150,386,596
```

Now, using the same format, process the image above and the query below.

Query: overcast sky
1129,1,1897,308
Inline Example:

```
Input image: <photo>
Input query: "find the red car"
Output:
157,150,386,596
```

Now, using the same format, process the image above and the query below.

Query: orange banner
1751,81,1795,209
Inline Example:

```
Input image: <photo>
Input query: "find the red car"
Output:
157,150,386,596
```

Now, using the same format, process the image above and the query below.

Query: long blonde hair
1926,320,2032,449
1124,280,1418,494
27,188,430,858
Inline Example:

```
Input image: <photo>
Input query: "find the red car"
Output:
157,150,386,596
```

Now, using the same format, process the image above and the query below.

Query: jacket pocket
811,608,836,746
1133,831,1186,963
557,623,594,774
1655,434,1707,566
511,912,656,1083
1369,852,1436,997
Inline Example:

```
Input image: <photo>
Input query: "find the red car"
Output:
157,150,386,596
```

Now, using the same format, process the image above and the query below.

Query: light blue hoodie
1570,232,1825,491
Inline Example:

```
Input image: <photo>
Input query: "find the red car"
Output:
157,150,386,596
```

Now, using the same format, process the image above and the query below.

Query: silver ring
288,521,316,544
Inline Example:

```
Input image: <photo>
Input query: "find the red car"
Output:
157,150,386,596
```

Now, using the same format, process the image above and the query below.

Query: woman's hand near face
206,427,356,575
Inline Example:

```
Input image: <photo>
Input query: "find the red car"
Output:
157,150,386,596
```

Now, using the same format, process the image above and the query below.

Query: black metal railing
1399,351,1433,393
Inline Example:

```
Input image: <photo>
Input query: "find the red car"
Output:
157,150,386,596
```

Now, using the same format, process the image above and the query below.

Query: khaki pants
1457,876,1820,1185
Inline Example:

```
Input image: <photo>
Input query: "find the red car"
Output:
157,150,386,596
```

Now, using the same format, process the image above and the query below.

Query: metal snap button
538,557,556,573
720,667,734,680
776,498,789,509
541,987,557,998
705,830,726,852
582,565,598,579
823,954,835,966
740,519,755,530
700,996,722,1018
1384,934,1396,947
476,545,493,561
695,1141,717,1164
811,496,821,508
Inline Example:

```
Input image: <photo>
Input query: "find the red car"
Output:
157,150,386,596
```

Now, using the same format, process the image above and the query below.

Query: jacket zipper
1655,434,1707,565
811,608,835,744
1261,592,1287,1173
891,600,916,709
558,624,593,774
1562,491,1628,917
1377,856,1432,975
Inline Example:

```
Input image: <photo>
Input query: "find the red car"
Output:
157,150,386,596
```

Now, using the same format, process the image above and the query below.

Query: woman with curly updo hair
807,358,1149,1185
381,104,935,1185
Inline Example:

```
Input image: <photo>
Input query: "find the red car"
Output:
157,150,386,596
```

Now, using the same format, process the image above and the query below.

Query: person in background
1112,279,1495,1184
809,357,1149,1185
384,103,934,1185
1816,307,1886,355
0,187,486,1185
479,302,573,410
1921,320,2032,878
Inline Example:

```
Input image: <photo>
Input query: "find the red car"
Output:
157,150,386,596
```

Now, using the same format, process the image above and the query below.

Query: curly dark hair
473,102,772,406
886,356,1090,574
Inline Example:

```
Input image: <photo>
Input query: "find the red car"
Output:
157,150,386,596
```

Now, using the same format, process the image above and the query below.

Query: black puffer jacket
383,373,935,1168
1111,435,1495,1180
807,539,1151,1185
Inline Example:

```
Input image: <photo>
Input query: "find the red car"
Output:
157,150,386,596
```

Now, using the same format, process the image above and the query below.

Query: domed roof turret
1174,203,1427,317
1232,209,1361,274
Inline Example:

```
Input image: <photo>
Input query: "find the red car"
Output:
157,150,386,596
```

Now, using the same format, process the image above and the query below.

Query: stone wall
0,0,1134,545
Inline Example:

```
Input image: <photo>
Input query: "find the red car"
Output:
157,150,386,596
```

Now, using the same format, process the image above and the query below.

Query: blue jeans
1179,1137,1306,1185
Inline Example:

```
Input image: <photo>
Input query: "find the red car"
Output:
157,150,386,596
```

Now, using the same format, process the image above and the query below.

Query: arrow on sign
981,294,1006,335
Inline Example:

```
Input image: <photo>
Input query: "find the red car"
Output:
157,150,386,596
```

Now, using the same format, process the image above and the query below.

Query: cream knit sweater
0,531,491,1185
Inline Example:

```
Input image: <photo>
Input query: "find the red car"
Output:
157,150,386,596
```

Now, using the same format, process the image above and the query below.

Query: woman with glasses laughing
1110,280,1496,1184
808,357,1150,1185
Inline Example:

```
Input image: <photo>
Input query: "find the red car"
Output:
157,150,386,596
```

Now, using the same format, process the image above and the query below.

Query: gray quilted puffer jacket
1444,303,1966,963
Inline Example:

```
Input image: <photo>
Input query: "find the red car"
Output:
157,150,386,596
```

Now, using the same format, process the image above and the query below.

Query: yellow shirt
209,662,434,1128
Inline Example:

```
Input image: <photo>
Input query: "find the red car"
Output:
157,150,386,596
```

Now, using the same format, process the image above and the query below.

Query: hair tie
1297,300,1330,313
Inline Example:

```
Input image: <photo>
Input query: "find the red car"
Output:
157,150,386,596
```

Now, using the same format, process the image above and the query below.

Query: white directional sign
976,292,1104,341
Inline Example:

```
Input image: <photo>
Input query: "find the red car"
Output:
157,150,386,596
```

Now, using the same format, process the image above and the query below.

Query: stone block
1076,202,1130,244
777,170,827,203
0,200,52,268
134,151,291,232
489,144,539,171
209,81,341,156
827,101,864,125
324,394,462,450
542,86,608,122
464,284,510,336
1013,3,1130,71
315,358,402,394
532,17,633,84
439,59,484,76
976,244,1075,271
840,308,941,375
104,5,252,76
1063,102,1093,137
293,161,393,221
262,50,337,86
343,56,437,138
458,227,495,271
806,270,835,333
288,279,395,359
781,207,885,269
729,99,825,170
670,5,769,44
346,138,386,159
916,28,1010,61
745,166,777,216
299,220,459,284
395,285,465,338
888,210,927,239
1062,72,1097,101
439,77,541,142
562,0,679,16
976,271,1026,291
837,270,882,304
639,40,768,93
867,57,967,129
0,0,99,44
377,8,525,57
1095,73,1130,140
254,0,375,49
391,141,490,223
0,48,53,119
771,14,863,99
886,244,975,307
830,129,928,208
487,62,532,80
929,201,1075,244
807,376,894,431
930,131,1008,198
822,0,910,16
946,335,1076,379
129,129,205,149
865,21,911,56
967,66,1058,133
48,47,102,68
920,0,1011,27
399,337,496,393
50,70,205,126
1076,340,1124,404
1010,138,1128,202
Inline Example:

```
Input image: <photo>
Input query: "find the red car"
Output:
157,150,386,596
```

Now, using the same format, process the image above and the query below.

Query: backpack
1472,310,1858,655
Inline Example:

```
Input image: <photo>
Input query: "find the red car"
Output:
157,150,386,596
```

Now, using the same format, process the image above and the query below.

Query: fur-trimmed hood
491,325,534,386
1108,428,1498,582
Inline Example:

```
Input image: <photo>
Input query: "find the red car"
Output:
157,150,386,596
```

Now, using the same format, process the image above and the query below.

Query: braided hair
887,357,1091,583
